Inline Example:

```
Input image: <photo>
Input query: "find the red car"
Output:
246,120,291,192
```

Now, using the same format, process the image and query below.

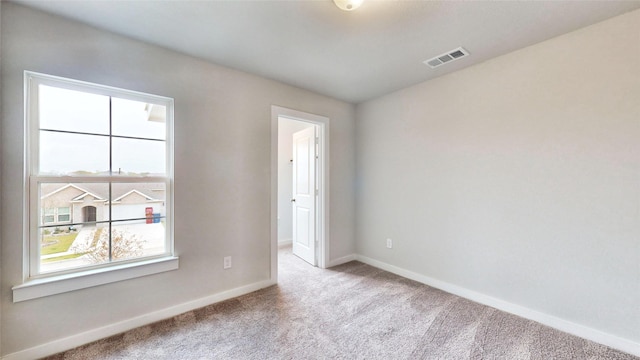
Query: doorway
83,206,97,223
271,106,329,283
283,120,317,264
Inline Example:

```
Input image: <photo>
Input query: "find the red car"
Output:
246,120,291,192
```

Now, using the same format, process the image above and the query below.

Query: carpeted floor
45,246,638,359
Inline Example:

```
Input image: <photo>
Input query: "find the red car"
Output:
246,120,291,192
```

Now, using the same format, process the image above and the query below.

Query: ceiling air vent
424,47,469,69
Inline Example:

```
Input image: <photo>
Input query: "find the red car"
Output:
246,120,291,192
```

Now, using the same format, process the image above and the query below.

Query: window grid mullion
109,96,113,262
33,176,167,183
39,128,165,143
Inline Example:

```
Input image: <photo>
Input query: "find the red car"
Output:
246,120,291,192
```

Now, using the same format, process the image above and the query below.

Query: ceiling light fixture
333,0,364,11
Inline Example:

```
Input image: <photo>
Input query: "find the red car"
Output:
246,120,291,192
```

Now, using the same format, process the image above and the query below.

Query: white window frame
13,71,178,302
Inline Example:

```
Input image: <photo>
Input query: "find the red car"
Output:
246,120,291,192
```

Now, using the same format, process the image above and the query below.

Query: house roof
41,183,164,203
112,189,163,203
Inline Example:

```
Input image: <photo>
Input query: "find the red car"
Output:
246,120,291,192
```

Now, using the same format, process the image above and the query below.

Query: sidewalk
41,250,75,260
40,223,166,272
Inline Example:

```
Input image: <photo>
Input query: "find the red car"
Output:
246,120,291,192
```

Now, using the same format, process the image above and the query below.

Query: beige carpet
45,246,638,359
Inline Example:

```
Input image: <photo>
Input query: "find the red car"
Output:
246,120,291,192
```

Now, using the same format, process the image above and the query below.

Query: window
57,207,71,222
41,207,71,224
25,72,175,281
42,208,55,224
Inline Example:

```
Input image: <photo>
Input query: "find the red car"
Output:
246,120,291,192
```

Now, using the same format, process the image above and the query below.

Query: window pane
40,183,109,226
112,98,166,140
37,182,166,271
39,225,108,274
112,138,165,175
39,85,109,135
39,131,109,175
42,208,55,224
30,73,173,278
58,207,71,222
110,219,166,262
111,183,166,222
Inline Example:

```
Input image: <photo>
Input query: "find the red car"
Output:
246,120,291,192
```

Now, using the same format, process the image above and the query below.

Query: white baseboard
278,238,292,248
327,253,356,268
2,279,276,360
355,255,640,358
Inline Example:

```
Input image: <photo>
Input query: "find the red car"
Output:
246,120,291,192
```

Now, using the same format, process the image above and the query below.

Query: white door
292,126,316,265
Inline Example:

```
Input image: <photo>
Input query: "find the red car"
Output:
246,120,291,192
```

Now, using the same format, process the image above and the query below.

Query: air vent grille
424,47,469,69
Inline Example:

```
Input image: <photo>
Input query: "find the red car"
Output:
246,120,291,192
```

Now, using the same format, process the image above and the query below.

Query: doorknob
291,198,296,202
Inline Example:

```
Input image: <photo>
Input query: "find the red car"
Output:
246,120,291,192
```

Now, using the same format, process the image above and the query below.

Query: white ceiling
12,0,640,104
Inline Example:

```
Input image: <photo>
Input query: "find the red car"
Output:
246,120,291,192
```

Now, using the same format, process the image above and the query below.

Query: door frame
271,105,330,283
83,205,97,222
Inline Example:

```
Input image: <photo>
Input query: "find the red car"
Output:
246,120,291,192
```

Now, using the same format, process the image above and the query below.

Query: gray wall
356,9,639,344
0,2,3,357
0,3,355,355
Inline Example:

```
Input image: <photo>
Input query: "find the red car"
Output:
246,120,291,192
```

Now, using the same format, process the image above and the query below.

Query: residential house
40,183,165,227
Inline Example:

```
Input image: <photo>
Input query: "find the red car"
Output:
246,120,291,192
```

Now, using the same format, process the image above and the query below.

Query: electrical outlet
386,238,393,249
223,256,232,269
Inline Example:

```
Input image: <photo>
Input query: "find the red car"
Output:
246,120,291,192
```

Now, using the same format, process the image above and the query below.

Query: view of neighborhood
39,182,167,273
33,83,171,274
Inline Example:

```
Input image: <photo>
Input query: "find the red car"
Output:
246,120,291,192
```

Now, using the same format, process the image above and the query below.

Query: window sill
12,256,179,302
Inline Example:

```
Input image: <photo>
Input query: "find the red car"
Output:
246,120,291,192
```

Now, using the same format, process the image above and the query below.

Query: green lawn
41,233,78,255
